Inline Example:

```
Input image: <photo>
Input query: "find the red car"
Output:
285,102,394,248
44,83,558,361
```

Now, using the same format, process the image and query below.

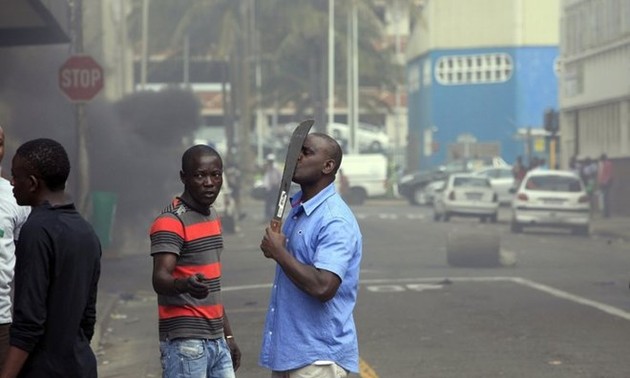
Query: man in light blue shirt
259,133,362,378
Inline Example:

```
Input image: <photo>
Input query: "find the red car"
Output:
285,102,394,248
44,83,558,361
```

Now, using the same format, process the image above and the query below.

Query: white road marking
377,214,398,220
223,276,630,321
406,214,426,220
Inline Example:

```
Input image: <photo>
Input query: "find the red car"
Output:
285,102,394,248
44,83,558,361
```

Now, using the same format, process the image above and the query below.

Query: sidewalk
590,214,630,241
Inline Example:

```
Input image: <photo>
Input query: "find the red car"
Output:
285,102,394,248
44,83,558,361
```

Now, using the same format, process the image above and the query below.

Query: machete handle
270,219,282,233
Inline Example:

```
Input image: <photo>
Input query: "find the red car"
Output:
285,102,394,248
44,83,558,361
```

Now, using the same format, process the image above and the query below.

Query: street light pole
351,2,359,154
328,0,335,127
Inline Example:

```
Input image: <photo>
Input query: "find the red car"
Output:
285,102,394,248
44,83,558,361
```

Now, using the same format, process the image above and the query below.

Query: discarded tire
446,230,501,267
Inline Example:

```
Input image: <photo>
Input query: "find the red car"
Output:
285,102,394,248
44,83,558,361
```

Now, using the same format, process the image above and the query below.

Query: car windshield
524,175,582,192
453,177,490,188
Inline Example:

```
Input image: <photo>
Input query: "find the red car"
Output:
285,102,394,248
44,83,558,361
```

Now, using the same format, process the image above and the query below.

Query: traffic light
543,108,559,134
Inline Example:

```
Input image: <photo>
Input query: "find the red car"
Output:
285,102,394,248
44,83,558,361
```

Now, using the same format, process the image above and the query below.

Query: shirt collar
290,182,337,217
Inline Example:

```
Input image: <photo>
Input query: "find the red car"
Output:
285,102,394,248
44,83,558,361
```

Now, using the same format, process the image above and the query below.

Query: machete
270,119,314,232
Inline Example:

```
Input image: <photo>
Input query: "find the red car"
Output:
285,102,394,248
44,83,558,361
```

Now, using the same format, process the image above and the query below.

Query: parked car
510,170,590,235
328,122,389,153
415,179,446,206
433,173,499,222
398,156,508,205
474,166,515,205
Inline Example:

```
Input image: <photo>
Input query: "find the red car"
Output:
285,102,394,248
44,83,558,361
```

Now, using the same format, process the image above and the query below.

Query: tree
125,0,415,176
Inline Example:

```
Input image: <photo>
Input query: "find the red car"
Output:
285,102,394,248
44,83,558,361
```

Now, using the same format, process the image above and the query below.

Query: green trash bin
91,191,117,249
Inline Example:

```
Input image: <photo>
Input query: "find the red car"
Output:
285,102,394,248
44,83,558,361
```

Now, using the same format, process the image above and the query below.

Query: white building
559,0,630,214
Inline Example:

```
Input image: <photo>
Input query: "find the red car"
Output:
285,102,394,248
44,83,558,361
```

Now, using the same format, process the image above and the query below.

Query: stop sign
58,55,104,102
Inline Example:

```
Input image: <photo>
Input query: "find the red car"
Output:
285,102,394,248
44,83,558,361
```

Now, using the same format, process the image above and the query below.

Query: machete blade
270,119,314,232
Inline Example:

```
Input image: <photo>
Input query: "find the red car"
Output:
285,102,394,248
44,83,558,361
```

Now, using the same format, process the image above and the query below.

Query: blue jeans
160,338,235,378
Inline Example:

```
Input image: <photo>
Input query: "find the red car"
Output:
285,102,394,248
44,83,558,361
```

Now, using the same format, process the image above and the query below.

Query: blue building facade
408,46,558,170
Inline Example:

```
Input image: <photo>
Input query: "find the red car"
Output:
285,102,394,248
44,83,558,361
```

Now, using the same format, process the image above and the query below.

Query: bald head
181,144,222,173
310,132,343,175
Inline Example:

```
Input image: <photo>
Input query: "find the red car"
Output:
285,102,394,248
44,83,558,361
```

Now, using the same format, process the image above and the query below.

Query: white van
338,153,388,205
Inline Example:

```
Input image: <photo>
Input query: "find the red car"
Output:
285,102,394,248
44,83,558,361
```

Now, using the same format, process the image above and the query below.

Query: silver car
510,170,590,235
433,173,499,222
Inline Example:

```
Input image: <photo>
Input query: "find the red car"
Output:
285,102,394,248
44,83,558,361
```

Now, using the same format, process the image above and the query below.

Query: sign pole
71,0,90,215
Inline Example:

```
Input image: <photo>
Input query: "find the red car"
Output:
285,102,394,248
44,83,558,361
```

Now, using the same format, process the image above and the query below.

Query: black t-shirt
11,202,101,378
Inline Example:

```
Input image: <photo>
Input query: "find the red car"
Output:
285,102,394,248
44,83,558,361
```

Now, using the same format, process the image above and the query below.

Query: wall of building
559,0,630,215
406,0,560,171
407,0,559,59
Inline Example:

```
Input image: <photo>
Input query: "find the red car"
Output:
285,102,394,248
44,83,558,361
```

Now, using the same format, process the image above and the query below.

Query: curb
92,293,120,352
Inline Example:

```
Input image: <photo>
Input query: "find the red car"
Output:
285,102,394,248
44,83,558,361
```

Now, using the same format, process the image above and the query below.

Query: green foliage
126,0,406,117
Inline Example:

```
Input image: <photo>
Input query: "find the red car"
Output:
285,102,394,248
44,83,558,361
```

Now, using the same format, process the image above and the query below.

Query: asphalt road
96,199,630,377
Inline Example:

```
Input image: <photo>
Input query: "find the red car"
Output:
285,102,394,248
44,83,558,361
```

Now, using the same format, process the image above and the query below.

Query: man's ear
179,170,185,184
27,174,40,193
322,159,336,175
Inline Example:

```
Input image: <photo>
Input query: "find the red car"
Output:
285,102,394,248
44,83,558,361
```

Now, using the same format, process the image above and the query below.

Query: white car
328,122,389,153
433,173,499,222
510,170,590,235
474,166,515,205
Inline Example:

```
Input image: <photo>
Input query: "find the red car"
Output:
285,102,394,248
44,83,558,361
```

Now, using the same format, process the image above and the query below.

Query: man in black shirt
0,138,101,378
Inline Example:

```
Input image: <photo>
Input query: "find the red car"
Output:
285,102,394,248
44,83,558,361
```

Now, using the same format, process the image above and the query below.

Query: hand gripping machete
270,119,314,232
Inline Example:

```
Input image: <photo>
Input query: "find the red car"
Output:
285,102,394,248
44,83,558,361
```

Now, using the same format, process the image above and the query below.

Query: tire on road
446,230,501,267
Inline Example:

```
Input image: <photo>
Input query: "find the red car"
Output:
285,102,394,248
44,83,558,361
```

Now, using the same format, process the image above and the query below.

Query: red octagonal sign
59,55,104,102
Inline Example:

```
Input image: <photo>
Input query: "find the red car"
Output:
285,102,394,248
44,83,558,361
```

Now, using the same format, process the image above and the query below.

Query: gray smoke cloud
0,46,202,250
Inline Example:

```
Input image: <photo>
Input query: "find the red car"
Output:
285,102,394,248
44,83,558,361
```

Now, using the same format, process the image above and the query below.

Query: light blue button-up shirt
259,183,362,373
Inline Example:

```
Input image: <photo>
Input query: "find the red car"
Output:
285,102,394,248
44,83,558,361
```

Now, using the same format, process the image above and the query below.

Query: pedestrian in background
150,145,240,378
1,138,101,378
259,133,362,377
580,157,598,214
569,155,581,176
0,127,30,372
597,153,613,218
512,156,527,187
226,156,246,216
262,153,282,221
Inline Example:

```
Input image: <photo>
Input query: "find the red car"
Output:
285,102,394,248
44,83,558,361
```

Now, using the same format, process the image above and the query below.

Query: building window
435,53,513,85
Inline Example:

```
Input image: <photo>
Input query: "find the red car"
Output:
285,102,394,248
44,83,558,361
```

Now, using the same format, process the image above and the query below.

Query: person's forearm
223,312,233,337
274,251,337,301
152,271,184,296
0,346,29,378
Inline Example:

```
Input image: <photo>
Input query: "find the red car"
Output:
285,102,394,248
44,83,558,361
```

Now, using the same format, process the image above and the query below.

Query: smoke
0,46,202,250
89,88,201,248
0,46,75,163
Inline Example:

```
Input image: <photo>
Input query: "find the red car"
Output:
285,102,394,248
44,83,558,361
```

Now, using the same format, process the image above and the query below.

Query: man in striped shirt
150,145,240,378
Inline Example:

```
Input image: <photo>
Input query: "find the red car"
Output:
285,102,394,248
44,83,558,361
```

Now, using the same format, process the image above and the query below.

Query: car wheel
443,212,451,222
412,186,427,206
368,141,382,152
572,225,590,236
346,187,367,205
489,213,498,223
433,212,441,221
510,221,522,233
480,216,487,223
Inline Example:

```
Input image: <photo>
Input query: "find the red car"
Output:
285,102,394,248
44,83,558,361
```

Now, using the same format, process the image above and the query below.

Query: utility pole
140,0,149,90
253,0,264,165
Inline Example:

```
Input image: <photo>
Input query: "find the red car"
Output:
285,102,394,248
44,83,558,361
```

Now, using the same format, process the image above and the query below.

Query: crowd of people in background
569,154,614,218
512,153,614,218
